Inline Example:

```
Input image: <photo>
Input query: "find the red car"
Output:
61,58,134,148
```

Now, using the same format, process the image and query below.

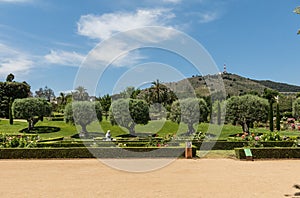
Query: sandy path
0,159,300,198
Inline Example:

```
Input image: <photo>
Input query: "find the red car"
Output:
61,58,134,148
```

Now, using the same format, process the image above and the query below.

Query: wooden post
185,141,193,159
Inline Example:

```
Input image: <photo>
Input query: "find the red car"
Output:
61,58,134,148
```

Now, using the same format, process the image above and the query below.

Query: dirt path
0,159,300,198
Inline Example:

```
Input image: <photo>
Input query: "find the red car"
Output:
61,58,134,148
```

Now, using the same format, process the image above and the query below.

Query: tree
98,94,111,120
109,99,150,135
294,6,300,34
56,92,67,112
293,98,300,120
6,73,14,82
226,95,268,133
152,79,162,103
0,74,31,124
64,101,102,137
169,98,208,135
119,86,136,99
35,86,55,102
137,80,177,110
217,101,222,125
12,98,52,132
276,102,281,131
263,88,279,132
72,86,89,101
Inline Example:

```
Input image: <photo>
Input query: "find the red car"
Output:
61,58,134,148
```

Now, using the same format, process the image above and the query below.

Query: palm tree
73,86,89,101
59,92,66,105
151,79,163,104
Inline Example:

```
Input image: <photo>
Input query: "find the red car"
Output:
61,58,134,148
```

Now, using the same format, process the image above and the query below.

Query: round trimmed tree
169,98,208,135
226,94,268,133
64,101,102,137
12,98,52,132
109,99,150,135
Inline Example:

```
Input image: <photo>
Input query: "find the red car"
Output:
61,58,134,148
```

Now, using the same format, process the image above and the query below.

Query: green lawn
198,150,236,158
1,118,300,140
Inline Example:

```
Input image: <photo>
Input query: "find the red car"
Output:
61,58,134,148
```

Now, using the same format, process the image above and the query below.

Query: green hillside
253,80,300,93
166,73,300,98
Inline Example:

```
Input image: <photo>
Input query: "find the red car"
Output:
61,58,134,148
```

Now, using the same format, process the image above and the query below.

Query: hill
253,80,300,93
166,73,300,98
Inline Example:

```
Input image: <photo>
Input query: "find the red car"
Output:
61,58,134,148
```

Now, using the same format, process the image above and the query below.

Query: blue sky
0,0,299,96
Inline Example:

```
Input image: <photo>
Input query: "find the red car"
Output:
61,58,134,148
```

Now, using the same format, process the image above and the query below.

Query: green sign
244,149,252,157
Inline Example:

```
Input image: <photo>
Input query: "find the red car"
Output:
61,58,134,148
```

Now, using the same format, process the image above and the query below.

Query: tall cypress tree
276,102,280,131
217,101,221,125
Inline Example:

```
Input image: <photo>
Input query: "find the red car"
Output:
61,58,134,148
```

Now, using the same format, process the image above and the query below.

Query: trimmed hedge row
192,141,295,150
235,147,300,159
36,140,295,150
0,147,196,159
37,140,180,148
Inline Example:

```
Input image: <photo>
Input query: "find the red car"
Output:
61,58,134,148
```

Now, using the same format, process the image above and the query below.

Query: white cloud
77,8,175,40
187,11,219,23
0,59,33,76
198,12,218,23
44,50,85,67
76,9,179,68
0,43,33,77
85,40,146,68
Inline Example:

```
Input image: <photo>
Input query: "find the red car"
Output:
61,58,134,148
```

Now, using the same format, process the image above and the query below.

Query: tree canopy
64,101,102,137
72,86,89,101
263,88,279,132
98,94,111,120
35,86,55,102
109,99,150,135
0,74,31,124
225,94,268,133
12,98,52,132
169,98,208,135
293,98,300,120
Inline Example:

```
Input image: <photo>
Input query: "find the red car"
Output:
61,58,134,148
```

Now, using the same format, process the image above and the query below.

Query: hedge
235,147,300,159
0,147,196,159
192,141,295,150
36,140,295,150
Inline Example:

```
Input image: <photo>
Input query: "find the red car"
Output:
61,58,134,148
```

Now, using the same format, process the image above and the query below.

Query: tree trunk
8,98,13,125
27,120,32,132
129,123,136,135
187,123,195,135
27,118,37,132
80,124,88,138
242,122,249,133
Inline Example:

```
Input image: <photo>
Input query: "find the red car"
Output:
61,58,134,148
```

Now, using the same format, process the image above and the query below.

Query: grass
197,150,236,159
0,119,77,139
1,118,300,140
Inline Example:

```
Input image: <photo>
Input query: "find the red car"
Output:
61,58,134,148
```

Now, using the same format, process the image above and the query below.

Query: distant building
223,64,227,74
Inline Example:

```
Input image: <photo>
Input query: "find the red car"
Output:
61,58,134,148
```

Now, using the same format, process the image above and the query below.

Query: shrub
235,148,300,159
0,134,38,148
0,147,196,159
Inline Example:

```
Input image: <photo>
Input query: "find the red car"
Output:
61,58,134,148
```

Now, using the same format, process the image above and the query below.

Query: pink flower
254,136,260,141
241,135,245,139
